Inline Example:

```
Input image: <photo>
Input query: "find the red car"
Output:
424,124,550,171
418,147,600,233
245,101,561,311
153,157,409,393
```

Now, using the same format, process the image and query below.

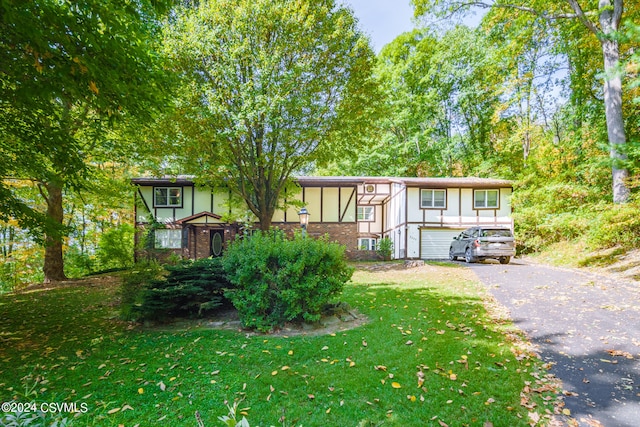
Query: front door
210,230,224,257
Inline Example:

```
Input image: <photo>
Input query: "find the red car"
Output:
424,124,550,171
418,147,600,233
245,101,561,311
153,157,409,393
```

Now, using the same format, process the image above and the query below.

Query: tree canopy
412,0,638,203
161,0,382,230
0,0,171,281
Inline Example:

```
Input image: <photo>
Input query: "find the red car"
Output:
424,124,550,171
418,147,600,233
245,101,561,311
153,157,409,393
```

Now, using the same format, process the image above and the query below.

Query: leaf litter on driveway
469,259,640,427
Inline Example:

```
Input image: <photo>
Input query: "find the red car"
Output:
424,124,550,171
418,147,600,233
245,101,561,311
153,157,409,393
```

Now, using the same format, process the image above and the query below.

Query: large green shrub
377,237,393,261
96,224,135,270
222,231,353,332
134,258,231,321
586,200,640,249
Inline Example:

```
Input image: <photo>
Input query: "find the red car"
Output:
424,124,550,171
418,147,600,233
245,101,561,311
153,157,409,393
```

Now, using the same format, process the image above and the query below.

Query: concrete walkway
468,259,640,427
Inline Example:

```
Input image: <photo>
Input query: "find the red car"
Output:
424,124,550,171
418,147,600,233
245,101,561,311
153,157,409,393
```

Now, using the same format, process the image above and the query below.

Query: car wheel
449,247,457,261
499,256,511,265
464,248,475,263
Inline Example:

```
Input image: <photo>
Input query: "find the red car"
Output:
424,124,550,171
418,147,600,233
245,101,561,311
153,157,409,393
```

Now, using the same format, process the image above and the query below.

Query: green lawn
0,264,559,426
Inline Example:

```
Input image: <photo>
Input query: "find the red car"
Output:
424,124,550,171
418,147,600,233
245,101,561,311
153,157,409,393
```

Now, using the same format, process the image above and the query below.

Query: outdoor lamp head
298,207,309,228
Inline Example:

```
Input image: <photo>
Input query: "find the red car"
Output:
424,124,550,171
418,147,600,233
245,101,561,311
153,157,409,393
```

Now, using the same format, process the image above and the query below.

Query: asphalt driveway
467,259,640,427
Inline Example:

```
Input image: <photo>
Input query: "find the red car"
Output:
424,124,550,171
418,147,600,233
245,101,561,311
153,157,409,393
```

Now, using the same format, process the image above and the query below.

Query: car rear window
481,229,512,237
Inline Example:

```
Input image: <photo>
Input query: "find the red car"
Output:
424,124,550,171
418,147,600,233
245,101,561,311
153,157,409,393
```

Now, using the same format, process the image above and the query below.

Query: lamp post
298,207,309,236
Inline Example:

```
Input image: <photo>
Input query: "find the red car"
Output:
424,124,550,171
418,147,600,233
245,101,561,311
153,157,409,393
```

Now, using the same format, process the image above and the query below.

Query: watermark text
1,401,89,414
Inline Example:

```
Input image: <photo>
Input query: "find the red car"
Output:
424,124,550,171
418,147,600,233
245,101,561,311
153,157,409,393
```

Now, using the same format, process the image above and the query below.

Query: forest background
1,0,640,290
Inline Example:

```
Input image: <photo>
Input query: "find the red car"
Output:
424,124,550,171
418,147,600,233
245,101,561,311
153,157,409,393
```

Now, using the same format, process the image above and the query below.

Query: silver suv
449,227,515,264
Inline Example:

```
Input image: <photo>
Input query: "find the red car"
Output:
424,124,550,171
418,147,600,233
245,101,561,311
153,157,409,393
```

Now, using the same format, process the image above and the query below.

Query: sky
342,0,416,53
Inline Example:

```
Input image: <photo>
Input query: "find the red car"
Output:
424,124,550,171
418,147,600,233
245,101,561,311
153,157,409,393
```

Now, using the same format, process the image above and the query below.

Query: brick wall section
135,222,378,262
273,222,378,260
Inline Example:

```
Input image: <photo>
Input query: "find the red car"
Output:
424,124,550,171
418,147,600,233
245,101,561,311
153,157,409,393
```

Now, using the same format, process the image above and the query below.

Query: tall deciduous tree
0,0,170,282
412,0,634,203
162,0,381,230
323,26,505,178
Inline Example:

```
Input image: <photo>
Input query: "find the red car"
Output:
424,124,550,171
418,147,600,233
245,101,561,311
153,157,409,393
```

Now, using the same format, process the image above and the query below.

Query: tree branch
565,0,600,35
441,1,598,27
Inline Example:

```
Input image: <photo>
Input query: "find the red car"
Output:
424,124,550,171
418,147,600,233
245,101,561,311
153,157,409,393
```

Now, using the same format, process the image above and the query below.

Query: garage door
420,228,465,259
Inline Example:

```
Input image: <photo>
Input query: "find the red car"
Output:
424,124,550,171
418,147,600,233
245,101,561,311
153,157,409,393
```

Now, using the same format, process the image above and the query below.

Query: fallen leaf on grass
417,370,425,388
391,382,402,389
528,412,540,423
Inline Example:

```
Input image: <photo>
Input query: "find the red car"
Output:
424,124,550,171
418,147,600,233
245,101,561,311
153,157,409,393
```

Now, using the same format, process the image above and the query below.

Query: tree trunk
562,0,629,202
43,181,67,283
257,197,275,231
600,39,629,203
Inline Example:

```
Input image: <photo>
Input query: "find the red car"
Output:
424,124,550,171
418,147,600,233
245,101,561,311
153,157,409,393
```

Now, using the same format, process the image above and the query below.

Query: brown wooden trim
340,187,356,222
136,187,152,217
320,187,324,223
190,187,195,216
404,187,408,259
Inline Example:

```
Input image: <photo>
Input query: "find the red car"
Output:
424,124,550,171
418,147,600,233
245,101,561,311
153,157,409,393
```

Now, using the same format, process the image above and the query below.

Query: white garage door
420,228,465,259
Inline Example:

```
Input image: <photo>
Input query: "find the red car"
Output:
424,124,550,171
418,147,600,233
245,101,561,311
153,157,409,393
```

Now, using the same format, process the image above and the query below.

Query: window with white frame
154,187,182,207
474,189,499,209
420,189,446,208
357,206,375,221
154,229,182,249
357,237,377,251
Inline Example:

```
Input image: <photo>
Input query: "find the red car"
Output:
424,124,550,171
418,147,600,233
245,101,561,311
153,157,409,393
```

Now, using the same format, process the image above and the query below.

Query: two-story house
131,176,513,261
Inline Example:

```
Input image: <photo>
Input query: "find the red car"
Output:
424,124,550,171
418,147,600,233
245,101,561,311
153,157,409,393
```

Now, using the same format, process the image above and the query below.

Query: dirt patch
561,247,640,284
145,304,369,337
12,274,122,294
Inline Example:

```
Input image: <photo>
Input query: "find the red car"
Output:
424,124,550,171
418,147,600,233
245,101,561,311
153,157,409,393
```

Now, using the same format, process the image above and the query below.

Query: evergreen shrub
119,259,164,320
134,258,231,321
222,230,353,332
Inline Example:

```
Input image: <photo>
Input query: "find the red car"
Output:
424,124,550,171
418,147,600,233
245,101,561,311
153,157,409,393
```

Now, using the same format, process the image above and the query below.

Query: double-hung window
474,189,499,209
357,237,377,251
154,229,182,249
154,187,182,208
357,206,375,221
420,189,446,209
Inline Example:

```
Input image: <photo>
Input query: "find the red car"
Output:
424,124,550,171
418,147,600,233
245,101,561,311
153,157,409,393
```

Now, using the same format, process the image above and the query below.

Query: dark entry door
210,230,224,257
